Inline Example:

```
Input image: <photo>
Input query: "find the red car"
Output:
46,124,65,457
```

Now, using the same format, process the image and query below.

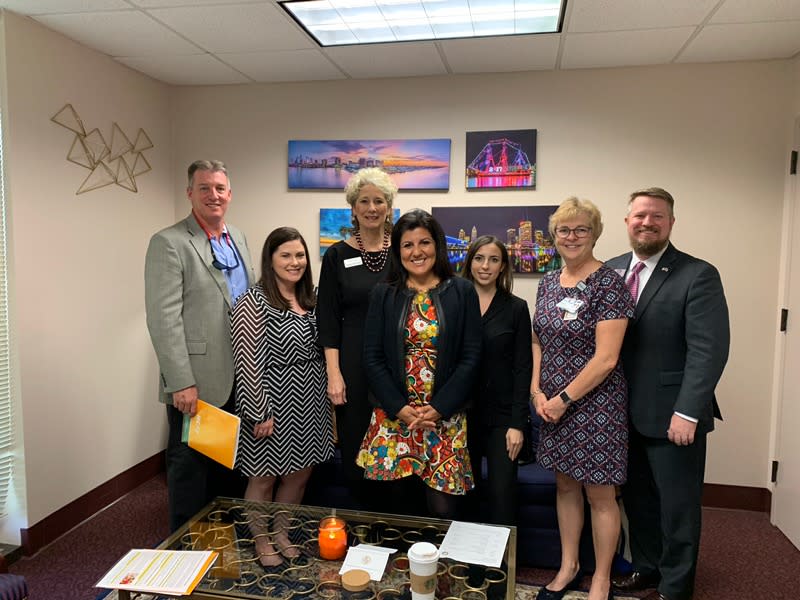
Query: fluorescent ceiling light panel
377,2,428,20
313,24,359,44
280,0,565,46
390,19,435,40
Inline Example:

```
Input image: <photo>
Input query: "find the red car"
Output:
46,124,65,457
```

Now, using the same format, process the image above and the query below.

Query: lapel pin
661,267,670,272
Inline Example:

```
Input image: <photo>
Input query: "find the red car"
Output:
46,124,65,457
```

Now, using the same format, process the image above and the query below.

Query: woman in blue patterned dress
531,199,634,600
232,227,334,566
357,209,482,519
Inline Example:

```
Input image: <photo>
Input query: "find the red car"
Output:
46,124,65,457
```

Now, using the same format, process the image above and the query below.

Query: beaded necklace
354,228,390,273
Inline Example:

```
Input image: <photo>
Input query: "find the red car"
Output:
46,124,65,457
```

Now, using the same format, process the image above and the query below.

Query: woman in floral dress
357,209,482,519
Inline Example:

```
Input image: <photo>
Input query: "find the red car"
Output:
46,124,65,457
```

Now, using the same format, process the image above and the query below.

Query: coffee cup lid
408,541,439,561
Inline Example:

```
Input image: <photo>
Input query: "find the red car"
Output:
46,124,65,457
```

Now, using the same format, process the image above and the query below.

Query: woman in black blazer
464,235,533,526
357,209,482,519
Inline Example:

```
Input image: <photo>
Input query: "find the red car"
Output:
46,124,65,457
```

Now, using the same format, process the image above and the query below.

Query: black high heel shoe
534,571,581,600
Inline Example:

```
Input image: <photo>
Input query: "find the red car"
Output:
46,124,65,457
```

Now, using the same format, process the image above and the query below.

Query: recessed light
279,0,565,47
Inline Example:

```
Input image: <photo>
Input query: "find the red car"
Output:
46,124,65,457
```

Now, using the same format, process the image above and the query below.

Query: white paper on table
339,544,397,581
438,521,510,568
95,549,217,595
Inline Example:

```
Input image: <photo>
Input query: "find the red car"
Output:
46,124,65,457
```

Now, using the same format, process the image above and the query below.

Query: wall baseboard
20,452,165,556
702,483,771,513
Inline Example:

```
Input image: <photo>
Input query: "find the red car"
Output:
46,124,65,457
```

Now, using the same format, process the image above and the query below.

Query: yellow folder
181,399,240,469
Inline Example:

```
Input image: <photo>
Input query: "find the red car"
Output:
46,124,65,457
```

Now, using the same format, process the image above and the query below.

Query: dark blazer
472,292,532,431
607,243,729,437
363,277,482,420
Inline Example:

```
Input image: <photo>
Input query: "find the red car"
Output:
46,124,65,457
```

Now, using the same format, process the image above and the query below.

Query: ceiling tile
440,34,559,73
148,3,315,53
34,10,200,56
561,28,694,69
0,0,128,14
129,0,256,6
325,42,447,78
678,21,800,63
567,0,718,33
221,49,346,82
711,0,800,23
115,53,252,85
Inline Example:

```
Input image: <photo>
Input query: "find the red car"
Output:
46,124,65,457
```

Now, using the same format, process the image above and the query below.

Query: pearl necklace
354,229,390,273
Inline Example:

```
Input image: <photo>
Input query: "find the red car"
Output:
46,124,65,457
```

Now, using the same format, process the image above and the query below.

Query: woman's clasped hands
533,392,569,424
397,404,440,430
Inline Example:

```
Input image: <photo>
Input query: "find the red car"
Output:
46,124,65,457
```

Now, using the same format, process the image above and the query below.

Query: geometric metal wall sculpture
51,104,153,194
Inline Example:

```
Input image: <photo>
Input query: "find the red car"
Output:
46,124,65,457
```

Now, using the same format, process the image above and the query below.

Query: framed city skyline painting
465,129,537,190
319,207,401,259
289,139,451,190
431,205,559,274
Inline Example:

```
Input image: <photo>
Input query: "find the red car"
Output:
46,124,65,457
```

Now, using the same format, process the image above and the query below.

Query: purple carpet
9,474,800,599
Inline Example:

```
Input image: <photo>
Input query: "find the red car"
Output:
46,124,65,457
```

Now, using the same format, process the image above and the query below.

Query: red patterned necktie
626,261,645,302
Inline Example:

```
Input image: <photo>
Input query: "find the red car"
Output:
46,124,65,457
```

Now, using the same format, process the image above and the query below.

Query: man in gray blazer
607,188,729,600
145,160,254,531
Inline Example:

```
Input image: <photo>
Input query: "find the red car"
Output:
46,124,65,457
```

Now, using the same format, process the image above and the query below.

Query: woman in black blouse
463,235,533,526
317,167,397,507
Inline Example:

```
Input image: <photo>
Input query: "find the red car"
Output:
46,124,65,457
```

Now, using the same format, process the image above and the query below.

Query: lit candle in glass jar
318,516,347,560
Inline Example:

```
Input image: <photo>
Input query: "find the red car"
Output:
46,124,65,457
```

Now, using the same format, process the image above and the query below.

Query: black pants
165,391,247,532
623,429,707,600
467,426,519,526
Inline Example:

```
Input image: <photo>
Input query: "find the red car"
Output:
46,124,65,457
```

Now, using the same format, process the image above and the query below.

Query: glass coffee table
118,497,516,600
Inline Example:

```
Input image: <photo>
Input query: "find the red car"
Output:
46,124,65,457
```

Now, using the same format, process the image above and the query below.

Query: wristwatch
559,390,573,405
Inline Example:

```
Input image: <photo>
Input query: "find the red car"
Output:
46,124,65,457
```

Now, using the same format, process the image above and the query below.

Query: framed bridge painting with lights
288,139,451,190
465,129,537,190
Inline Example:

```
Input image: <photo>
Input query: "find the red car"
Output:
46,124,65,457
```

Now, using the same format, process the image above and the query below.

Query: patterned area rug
101,583,638,599
517,584,637,599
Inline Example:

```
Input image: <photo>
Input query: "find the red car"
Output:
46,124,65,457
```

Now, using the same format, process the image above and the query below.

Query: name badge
563,311,578,321
556,297,584,313
344,257,363,268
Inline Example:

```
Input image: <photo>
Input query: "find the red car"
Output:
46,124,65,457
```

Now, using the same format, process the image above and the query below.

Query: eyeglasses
554,226,592,239
209,234,240,271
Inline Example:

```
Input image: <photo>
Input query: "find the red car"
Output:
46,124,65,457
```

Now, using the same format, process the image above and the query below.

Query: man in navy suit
607,188,729,600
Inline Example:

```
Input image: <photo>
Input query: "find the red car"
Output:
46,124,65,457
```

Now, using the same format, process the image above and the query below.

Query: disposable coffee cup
407,541,440,600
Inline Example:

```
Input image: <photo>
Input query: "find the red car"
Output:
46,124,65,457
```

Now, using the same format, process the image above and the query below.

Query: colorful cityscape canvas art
319,208,401,259
289,139,451,190
465,129,537,190
431,205,560,274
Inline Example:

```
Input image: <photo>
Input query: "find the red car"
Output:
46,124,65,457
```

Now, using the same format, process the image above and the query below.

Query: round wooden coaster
342,568,370,591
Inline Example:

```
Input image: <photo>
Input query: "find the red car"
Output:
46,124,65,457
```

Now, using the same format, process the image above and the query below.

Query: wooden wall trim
702,483,771,513
20,452,165,556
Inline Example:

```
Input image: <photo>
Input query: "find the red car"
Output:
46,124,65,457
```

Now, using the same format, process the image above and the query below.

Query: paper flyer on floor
96,549,217,595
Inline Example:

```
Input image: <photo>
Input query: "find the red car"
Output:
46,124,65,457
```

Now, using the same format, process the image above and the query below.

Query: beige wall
0,11,172,534
172,61,792,490
0,7,796,543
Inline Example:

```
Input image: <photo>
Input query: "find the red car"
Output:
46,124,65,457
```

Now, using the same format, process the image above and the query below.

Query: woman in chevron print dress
231,227,333,566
